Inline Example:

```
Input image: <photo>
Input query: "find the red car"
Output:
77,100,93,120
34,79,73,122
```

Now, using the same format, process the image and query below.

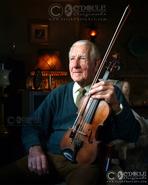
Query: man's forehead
70,44,90,55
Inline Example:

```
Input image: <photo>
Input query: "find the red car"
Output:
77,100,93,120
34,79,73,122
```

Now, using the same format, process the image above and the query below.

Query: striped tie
75,88,86,107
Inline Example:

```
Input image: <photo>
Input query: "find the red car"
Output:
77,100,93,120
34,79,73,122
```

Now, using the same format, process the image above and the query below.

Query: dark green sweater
22,82,140,154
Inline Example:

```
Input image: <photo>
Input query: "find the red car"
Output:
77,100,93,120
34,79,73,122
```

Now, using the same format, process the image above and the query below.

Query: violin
60,5,131,165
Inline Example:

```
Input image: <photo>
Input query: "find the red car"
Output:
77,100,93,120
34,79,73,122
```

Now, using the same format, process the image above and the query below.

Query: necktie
75,88,86,107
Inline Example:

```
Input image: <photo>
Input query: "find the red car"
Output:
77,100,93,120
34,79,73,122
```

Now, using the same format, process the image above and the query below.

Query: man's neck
74,82,91,91
76,81,91,88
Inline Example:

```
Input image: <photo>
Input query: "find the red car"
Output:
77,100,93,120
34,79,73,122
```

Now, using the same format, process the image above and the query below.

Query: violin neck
102,70,110,81
83,99,99,123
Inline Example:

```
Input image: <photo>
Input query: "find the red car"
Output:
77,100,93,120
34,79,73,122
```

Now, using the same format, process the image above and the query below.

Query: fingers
36,156,42,175
90,81,114,98
41,155,49,174
28,156,36,172
28,154,49,176
89,81,120,108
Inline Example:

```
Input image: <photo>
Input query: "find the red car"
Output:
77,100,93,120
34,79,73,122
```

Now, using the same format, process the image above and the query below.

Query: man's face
69,44,99,86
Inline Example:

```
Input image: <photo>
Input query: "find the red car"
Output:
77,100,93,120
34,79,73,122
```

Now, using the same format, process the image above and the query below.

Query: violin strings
72,98,91,142
74,98,97,142
72,95,90,129
79,99,98,135
72,98,91,141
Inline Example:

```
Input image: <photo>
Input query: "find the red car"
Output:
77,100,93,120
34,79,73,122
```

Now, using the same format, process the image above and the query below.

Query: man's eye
70,57,75,61
80,57,86,60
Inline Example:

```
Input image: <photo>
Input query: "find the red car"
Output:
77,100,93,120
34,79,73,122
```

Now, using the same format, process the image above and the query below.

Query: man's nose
73,58,80,67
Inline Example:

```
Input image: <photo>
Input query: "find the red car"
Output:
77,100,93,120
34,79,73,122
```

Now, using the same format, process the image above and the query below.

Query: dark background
0,0,148,165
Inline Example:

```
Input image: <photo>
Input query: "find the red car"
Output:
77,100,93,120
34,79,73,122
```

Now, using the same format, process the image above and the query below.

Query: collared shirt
73,82,90,105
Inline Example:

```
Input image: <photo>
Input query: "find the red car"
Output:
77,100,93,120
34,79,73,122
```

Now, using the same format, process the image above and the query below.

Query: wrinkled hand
28,145,49,176
89,81,121,113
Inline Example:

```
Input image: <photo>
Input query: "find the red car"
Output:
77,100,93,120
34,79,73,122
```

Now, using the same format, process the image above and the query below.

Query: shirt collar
73,82,91,94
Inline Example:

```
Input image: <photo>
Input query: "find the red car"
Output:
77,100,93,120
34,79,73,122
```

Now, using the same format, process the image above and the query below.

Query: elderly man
0,40,140,185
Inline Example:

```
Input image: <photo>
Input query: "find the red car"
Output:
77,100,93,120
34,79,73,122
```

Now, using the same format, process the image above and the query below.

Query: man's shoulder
52,81,74,94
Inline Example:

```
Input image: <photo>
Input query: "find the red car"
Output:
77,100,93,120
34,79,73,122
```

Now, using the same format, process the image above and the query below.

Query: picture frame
30,23,49,45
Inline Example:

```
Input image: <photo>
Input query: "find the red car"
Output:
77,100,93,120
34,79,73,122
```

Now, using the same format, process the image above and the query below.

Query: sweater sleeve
21,93,54,152
100,86,141,143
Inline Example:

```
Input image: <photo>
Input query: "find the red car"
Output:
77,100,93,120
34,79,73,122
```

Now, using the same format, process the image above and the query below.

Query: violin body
60,99,110,164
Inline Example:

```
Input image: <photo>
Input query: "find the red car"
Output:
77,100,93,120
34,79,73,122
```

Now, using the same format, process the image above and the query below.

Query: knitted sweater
22,82,140,154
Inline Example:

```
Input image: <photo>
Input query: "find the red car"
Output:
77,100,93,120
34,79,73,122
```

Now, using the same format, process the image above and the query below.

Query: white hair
69,40,101,61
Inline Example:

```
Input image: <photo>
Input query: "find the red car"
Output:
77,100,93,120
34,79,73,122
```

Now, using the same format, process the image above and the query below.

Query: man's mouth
72,71,82,73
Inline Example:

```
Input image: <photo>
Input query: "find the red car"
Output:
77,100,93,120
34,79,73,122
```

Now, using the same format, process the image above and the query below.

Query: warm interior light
36,53,62,70
90,30,97,37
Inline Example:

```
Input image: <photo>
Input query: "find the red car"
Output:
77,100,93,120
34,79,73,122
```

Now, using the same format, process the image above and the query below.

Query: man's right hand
28,145,49,176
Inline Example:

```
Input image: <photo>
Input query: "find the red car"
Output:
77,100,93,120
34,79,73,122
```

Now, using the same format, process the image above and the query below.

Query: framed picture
30,23,49,44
